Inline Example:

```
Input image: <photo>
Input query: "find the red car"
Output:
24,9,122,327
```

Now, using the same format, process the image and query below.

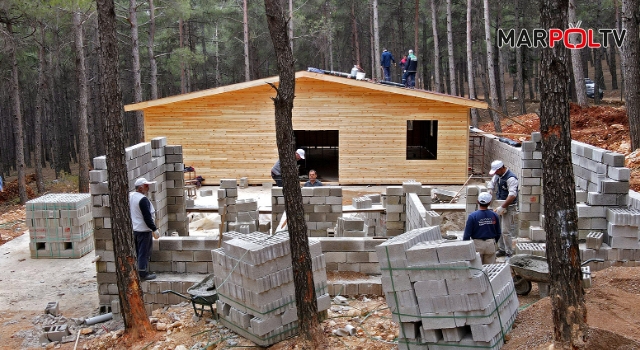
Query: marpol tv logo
498,21,626,49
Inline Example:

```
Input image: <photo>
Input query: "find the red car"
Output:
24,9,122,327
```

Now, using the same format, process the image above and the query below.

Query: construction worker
487,160,519,258
130,178,159,281
380,49,396,82
271,149,305,187
304,169,323,187
404,50,418,88
463,192,501,264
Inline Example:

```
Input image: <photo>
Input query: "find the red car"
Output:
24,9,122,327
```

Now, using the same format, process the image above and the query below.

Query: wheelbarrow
162,274,217,317
509,254,603,296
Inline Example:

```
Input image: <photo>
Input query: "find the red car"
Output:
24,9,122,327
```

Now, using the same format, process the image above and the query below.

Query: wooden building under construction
125,71,487,185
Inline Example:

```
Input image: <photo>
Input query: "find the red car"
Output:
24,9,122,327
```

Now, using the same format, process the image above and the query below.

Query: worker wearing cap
271,149,305,187
487,160,519,258
130,177,159,281
463,192,501,264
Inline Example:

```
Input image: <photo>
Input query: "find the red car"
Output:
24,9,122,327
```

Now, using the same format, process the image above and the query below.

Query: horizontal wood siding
144,78,469,185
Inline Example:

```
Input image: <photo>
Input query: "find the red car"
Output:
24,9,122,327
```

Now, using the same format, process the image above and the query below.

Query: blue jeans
134,231,153,277
383,66,391,81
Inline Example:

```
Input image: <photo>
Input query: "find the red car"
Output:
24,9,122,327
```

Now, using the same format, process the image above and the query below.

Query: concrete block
603,152,625,167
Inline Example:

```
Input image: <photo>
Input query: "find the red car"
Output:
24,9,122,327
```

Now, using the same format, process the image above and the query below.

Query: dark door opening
294,130,339,182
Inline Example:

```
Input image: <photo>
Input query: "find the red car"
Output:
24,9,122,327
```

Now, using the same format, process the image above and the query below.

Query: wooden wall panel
144,78,470,185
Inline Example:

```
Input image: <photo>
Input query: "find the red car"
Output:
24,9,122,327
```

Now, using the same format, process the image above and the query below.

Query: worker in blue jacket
380,49,396,82
463,192,501,264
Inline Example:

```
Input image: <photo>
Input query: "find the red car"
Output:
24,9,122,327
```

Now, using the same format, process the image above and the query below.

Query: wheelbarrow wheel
513,275,532,296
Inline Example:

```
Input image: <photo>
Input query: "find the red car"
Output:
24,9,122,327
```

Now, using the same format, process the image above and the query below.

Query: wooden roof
125,71,488,111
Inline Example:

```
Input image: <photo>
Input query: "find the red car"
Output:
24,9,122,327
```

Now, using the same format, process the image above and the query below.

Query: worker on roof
404,49,418,88
380,49,396,82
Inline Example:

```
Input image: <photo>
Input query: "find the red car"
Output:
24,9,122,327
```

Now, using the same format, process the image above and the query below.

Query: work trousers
383,66,392,81
271,174,283,187
498,206,517,255
406,72,416,87
134,231,153,277
473,239,497,264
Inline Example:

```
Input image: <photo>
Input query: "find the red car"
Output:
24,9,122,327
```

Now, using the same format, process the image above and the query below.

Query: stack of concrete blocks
212,231,330,346
334,216,368,237
320,237,383,292
384,186,406,236
163,142,189,236
601,207,640,262
514,243,546,257
353,211,384,236
228,198,260,234
26,193,94,259
352,196,373,209
376,227,518,350
572,141,629,240
240,177,249,189
92,138,188,310
218,179,238,233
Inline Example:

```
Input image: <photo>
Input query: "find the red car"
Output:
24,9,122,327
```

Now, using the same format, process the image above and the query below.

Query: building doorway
294,130,339,182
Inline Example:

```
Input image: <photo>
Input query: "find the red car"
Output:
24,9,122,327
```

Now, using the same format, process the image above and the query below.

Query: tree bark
483,0,501,132
623,0,640,150
148,0,158,99
243,0,250,82
351,1,361,66
372,0,380,81
431,0,442,92
496,8,507,115
179,18,186,93
414,0,419,58
4,21,27,204
540,0,588,348
515,0,526,114
446,0,456,95
96,0,154,338
129,0,144,141
35,22,47,194
74,11,91,194
568,0,588,107
263,1,326,348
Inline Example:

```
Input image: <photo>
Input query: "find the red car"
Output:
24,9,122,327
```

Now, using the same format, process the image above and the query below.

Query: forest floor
1,100,640,349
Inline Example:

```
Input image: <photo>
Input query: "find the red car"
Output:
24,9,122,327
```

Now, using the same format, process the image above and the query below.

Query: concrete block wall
272,186,343,236
212,231,330,347
406,193,440,231
217,179,238,233
92,138,189,310
26,193,94,259
352,211,385,236
384,186,406,236
335,216,368,237
376,227,518,349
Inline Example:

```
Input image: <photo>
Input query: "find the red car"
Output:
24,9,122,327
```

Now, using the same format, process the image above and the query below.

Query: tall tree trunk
594,48,603,104
540,0,587,347
243,0,250,82
148,0,158,99
515,0,526,114
351,1,361,66
288,0,293,53
373,0,380,80
483,0,501,132
608,42,619,90
74,11,91,194
496,8,507,114
430,0,442,92
35,23,47,194
129,0,144,141
179,18,186,93
263,1,326,348
446,0,456,95
568,0,588,107
96,0,154,337
623,0,640,150
414,0,419,58
4,22,27,204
